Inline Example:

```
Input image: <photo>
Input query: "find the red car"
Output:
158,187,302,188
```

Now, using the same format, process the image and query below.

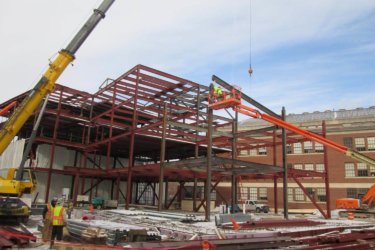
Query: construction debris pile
55,209,375,249
0,226,36,249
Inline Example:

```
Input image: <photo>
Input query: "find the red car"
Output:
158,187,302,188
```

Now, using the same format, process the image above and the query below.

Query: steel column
158,103,167,211
126,68,140,209
274,176,278,214
164,178,169,209
115,176,120,200
231,112,238,208
323,121,331,218
231,175,236,210
282,107,288,219
80,151,88,195
273,129,278,214
205,108,213,221
178,182,184,208
72,173,80,204
106,82,117,172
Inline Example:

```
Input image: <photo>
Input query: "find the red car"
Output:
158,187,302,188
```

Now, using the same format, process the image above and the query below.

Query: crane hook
248,67,253,76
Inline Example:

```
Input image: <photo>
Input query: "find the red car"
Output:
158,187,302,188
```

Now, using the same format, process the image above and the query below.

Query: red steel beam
0,101,17,116
323,121,331,219
293,176,328,219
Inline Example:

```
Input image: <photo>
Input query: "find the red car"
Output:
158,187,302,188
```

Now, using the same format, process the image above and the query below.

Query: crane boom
208,80,375,167
0,0,115,155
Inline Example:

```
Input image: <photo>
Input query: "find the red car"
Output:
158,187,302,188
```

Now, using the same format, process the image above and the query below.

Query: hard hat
52,197,58,202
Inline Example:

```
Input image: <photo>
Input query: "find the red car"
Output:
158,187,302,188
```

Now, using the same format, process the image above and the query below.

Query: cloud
0,0,374,120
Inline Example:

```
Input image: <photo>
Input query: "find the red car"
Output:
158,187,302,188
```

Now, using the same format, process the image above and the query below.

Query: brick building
215,107,375,211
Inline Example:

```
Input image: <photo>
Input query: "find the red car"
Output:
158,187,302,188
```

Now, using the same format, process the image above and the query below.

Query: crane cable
248,0,253,77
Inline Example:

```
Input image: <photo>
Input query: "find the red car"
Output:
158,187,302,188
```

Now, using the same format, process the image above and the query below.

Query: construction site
1,0,375,249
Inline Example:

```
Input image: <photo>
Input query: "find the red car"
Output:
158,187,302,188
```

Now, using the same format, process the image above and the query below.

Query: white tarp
35,144,75,169
32,172,73,202
0,139,25,169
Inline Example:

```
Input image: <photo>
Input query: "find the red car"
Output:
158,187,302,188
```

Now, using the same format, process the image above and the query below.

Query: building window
315,163,325,172
315,142,324,153
370,166,375,177
343,137,353,149
347,188,357,198
295,188,305,201
293,143,302,154
286,144,292,154
355,138,366,151
288,188,293,201
368,137,375,151
259,188,267,200
294,164,303,170
357,163,368,177
249,187,257,200
317,188,326,202
239,187,248,201
258,147,267,155
249,148,257,156
240,150,248,156
211,190,217,200
345,163,355,177
303,141,313,153
305,163,314,171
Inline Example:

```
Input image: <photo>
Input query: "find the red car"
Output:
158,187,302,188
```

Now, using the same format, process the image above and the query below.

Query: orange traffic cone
201,240,210,250
348,212,354,220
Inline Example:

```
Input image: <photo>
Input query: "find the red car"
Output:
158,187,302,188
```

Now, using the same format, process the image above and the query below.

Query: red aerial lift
208,82,375,167
208,79,375,218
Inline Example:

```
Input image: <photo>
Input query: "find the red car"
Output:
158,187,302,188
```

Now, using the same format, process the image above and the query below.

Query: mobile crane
0,0,115,222
208,76,375,218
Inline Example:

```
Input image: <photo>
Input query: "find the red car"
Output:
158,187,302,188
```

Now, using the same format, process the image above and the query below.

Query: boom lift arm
362,184,375,207
0,0,115,155
208,79,375,168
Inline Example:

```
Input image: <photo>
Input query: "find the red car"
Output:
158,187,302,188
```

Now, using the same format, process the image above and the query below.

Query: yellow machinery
0,0,115,222
0,168,37,222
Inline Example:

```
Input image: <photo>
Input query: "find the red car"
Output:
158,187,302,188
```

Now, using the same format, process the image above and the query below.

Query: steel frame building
0,64,333,220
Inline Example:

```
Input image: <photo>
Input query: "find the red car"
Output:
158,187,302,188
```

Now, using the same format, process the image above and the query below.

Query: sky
0,0,375,118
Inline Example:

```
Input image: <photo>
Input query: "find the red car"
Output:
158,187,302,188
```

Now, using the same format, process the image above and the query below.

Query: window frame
303,141,314,153
345,163,355,177
294,188,305,201
367,137,375,151
355,137,366,151
293,143,302,154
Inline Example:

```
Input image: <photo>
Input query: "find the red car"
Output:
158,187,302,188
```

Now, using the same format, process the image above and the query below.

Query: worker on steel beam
213,82,223,97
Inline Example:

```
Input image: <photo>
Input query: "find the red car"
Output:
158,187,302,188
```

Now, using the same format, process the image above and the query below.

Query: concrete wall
31,172,73,203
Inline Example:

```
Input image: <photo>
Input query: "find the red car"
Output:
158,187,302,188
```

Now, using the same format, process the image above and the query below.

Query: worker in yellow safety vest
47,197,67,248
213,83,223,97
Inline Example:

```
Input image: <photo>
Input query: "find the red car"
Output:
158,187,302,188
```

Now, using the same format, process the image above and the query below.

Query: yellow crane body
0,0,115,222
0,51,73,155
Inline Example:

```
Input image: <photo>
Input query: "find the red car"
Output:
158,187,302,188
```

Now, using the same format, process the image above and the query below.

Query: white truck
243,200,269,213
